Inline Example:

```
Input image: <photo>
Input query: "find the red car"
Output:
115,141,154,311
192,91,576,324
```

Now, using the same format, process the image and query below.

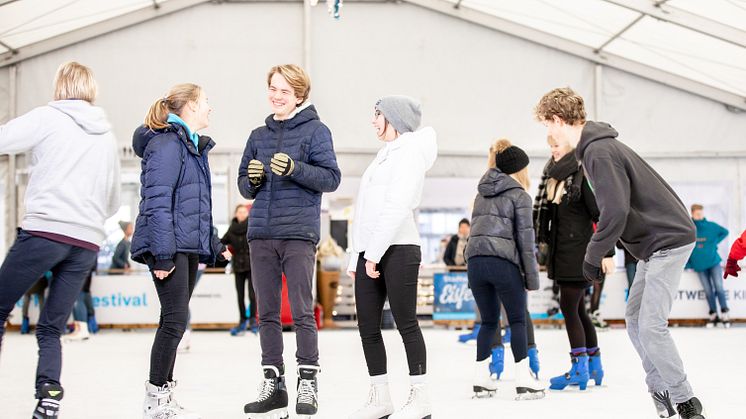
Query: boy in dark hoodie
534,88,704,419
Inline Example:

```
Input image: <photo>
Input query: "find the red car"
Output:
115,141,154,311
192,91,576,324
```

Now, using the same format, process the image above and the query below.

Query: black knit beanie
495,146,529,174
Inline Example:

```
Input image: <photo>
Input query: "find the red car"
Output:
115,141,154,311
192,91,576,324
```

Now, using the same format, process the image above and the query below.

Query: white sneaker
349,382,394,419
514,358,545,401
64,321,90,342
389,383,431,419
143,381,201,419
472,359,497,398
706,312,718,328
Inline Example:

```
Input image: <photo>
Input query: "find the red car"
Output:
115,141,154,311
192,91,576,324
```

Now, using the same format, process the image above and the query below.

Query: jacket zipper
268,120,285,229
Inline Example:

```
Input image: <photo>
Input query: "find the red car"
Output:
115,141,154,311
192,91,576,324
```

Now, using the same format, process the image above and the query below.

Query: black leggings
234,271,256,322
149,253,199,386
589,279,604,314
355,246,426,377
492,305,535,348
559,282,597,350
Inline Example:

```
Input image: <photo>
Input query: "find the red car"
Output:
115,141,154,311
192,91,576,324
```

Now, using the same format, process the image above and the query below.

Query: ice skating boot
721,310,731,328
473,358,497,398
676,397,706,419
502,327,511,345
244,365,289,419
489,345,504,380
390,381,431,419
527,344,540,379
651,390,676,418
230,320,248,336
165,381,200,418
249,318,259,334
32,383,63,419
64,321,89,342
458,324,480,343
143,381,201,419
296,365,320,418
591,310,608,329
549,353,589,391
177,330,191,353
706,312,719,328
348,375,394,419
21,316,30,334
514,358,545,401
588,349,604,386
87,314,99,334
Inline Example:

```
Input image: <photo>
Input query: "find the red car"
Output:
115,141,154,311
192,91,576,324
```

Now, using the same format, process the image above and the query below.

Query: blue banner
433,272,476,320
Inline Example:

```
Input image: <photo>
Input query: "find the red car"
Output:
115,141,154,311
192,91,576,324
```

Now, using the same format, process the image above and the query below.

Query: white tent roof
1,0,745,109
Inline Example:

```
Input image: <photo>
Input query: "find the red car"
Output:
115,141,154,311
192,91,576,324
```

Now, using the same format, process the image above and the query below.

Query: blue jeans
0,230,97,396
696,265,728,313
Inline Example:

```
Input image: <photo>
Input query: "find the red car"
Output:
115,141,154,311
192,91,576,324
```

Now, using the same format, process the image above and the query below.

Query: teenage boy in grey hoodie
534,88,704,419
0,62,120,419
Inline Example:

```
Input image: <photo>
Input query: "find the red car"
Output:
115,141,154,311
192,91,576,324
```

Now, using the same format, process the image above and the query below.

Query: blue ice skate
528,345,540,379
550,354,589,391
458,324,480,343
502,327,511,345
588,350,604,386
230,320,248,336
21,316,30,334
489,345,504,379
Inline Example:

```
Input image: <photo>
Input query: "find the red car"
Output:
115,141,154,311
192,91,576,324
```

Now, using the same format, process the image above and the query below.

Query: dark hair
458,218,470,227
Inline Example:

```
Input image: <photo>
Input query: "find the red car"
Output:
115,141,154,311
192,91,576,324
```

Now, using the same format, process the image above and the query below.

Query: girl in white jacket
347,96,437,419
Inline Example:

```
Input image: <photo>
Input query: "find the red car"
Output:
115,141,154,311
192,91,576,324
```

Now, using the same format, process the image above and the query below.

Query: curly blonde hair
534,87,586,126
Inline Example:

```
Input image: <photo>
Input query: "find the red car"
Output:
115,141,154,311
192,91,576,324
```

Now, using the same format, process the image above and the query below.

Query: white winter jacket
0,100,121,245
347,127,438,271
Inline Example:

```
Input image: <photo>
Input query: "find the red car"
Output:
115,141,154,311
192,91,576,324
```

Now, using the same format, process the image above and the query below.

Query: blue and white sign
433,272,476,320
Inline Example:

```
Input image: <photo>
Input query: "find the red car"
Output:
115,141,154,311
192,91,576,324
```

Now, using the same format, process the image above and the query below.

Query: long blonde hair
144,83,202,130
488,138,530,191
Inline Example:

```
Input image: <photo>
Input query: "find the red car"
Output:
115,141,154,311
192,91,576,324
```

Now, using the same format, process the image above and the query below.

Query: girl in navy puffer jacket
132,83,228,419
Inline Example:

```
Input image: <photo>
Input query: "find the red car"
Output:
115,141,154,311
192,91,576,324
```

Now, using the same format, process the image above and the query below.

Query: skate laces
297,378,316,405
677,399,697,416
255,377,276,402
400,385,422,411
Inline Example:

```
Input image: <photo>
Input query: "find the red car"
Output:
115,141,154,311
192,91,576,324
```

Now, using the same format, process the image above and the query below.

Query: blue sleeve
237,134,263,199
142,136,181,261
716,222,729,245
289,125,341,193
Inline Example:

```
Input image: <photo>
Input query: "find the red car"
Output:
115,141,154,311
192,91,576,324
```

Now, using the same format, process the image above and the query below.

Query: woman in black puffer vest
221,204,255,335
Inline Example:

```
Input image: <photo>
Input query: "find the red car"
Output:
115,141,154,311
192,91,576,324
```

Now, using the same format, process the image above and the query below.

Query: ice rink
1,326,743,418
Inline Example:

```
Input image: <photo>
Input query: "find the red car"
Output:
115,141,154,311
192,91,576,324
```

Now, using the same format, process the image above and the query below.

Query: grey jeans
250,239,318,368
625,242,696,404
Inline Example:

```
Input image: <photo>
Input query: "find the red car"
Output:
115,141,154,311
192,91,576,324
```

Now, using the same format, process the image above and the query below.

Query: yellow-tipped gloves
270,152,295,177
248,159,266,186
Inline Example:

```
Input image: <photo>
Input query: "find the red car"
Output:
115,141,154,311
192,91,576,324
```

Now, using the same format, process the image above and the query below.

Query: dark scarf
533,153,582,243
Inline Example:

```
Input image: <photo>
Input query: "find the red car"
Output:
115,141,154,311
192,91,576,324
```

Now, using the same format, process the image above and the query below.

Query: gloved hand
583,260,605,282
724,258,740,279
270,152,295,176
247,159,265,186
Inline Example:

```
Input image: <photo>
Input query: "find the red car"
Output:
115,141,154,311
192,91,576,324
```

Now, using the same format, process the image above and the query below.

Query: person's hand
248,159,265,185
365,260,380,279
222,250,232,261
724,258,740,279
583,260,604,282
601,257,616,274
153,267,175,280
270,152,295,176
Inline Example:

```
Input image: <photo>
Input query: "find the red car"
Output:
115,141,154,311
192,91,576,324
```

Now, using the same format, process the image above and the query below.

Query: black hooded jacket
576,121,695,265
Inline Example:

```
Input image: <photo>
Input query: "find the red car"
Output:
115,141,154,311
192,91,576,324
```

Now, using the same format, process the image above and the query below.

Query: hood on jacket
48,100,111,135
478,168,524,198
265,104,319,131
132,125,164,158
575,121,619,160
396,126,438,171
132,123,214,158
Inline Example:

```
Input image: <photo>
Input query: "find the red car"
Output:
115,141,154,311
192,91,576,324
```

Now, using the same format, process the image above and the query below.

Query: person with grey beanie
347,95,437,419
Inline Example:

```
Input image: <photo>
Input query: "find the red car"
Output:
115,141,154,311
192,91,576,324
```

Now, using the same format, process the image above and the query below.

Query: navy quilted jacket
130,123,222,269
237,105,341,244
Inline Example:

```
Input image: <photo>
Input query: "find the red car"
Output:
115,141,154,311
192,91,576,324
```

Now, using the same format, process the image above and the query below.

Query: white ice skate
143,381,201,419
389,383,431,419
721,311,731,328
514,358,545,401
348,382,394,419
472,359,497,398
64,321,90,342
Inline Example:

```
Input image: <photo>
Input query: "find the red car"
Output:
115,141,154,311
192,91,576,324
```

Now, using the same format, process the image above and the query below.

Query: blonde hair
144,83,202,130
267,64,311,105
53,61,98,103
534,87,586,125
488,138,530,190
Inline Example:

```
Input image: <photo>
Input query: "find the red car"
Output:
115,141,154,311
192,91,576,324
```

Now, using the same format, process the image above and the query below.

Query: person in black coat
221,204,255,335
534,135,615,391
443,219,470,267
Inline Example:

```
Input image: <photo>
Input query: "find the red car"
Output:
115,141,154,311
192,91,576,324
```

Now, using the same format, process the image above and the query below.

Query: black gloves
270,152,295,176
248,159,265,186
724,258,741,279
583,260,605,282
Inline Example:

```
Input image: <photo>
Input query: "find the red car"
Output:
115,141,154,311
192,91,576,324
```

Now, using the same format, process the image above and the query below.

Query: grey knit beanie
375,95,422,134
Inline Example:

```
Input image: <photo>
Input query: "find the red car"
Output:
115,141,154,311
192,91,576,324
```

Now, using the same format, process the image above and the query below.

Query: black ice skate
33,383,63,419
651,390,676,418
296,365,320,417
677,397,706,419
244,365,289,419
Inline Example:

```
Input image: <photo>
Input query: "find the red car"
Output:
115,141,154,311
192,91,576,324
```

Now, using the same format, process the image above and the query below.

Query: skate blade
245,407,288,419
516,388,545,401
473,386,497,398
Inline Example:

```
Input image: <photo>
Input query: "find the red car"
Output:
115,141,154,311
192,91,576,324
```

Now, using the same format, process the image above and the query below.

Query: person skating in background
131,83,229,419
67,261,98,341
347,96,437,419
465,139,545,401
617,242,638,300
536,87,705,419
534,134,614,391
20,273,51,335
221,204,257,336
444,218,470,267
724,229,746,279
238,64,340,419
110,221,134,274
685,204,730,327
0,61,120,419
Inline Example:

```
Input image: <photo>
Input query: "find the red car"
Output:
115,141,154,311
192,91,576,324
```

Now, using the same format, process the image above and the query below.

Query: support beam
0,0,211,67
602,0,746,49
404,0,746,110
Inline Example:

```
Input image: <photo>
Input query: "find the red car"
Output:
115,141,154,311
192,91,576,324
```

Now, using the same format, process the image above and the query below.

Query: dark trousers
0,230,96,396
355,245,426,376
468,256,528,363
492,304,535,347
558,282,598,350
589,279,604,313
149,253,199,386
234,270,256,322
250,239,318,368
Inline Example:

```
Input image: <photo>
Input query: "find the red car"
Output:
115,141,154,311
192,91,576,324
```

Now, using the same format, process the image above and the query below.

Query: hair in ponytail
488,138,530,190
144,83,202,130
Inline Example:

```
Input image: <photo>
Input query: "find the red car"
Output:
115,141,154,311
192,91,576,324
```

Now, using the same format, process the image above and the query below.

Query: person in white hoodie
0,61,120,419
347,96,437,419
